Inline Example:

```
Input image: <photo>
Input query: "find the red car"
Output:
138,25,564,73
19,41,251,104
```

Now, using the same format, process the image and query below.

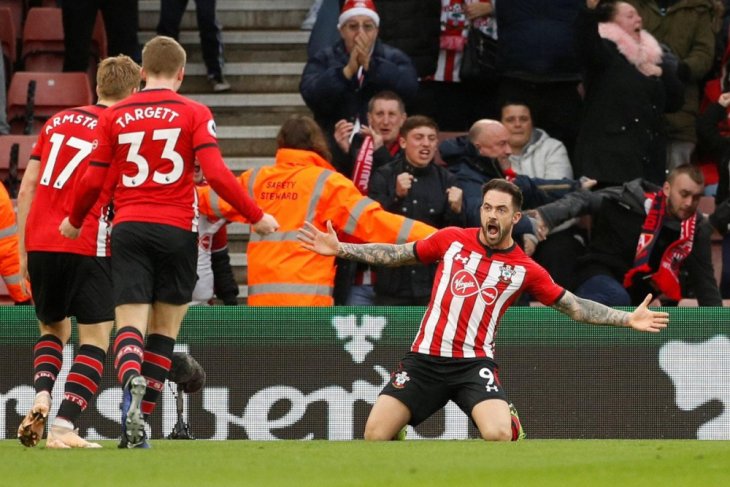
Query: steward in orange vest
0,183,32,303
197,115,436,306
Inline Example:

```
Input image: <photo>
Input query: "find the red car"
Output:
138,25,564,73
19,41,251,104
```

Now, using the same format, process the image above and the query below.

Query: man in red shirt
16,55,142,449
60,36,279,448
298,178,669,441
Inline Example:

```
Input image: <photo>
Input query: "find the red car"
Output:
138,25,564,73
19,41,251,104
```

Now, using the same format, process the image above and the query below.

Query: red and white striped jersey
412,227,564,359
27,104,113,257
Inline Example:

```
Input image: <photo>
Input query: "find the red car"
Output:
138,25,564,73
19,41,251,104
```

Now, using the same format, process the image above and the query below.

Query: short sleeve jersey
90,88,219,231
27,105,113,256
412,227,565,359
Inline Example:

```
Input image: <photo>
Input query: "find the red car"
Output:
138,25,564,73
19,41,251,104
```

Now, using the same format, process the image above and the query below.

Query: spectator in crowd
574,0,684,188
157,0,231,92
63,0,141,71
196,114,436,306
409,0,496,131
331,90,408,305
531,164,722,306
495,0,584,157
501,100,572,180
16,55,140,449
298,178,669,442
0,182,32,305
500,100,589,290
628,0,717,169
332,90,406,185
368,115,465,306
696,91,730,297
440,119,586,253
300,0,419,165
60,37,278,448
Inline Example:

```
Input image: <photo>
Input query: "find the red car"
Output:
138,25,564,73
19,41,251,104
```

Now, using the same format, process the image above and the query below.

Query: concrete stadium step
188,93,308,125
179,62,305,94
138,31,311,63
138,0,312,31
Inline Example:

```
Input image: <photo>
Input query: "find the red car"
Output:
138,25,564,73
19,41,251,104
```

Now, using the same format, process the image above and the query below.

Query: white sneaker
208,76,231,93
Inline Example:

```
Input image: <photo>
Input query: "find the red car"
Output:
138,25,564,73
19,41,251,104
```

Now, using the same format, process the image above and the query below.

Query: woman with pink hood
573,0,683,188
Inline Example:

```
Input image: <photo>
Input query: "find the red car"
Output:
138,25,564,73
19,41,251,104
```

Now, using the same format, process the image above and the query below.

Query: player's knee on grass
478,423,512,441
363,418,407,441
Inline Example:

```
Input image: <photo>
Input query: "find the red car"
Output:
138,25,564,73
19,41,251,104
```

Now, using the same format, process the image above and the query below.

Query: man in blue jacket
300,0,418,165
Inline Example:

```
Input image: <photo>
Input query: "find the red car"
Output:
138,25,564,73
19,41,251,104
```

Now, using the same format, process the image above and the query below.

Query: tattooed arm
550,291,669,333
338,242,418,266
298,220,419,266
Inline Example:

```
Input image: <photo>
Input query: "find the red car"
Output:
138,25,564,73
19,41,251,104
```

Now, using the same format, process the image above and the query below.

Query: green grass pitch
2,439,729,486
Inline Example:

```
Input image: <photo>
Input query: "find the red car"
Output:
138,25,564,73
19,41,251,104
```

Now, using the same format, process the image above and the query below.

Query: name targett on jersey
114,106,181,128
44,113,98,134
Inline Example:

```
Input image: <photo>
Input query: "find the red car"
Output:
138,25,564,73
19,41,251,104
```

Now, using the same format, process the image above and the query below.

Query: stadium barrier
1,306,729,440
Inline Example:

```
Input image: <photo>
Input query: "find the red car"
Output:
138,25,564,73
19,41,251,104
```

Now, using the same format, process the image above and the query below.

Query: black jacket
537,178,721,305
574,7,684,186
368,156,465,299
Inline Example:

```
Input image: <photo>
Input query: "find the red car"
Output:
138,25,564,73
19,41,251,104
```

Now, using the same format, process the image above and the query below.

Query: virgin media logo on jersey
450,269,499,305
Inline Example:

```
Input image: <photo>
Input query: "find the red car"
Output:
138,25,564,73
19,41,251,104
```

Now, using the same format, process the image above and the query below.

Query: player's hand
395,172,413,198
252,213,279,236
297,220,340,256
19,252,30,296
59,217,81,239
627,294,669,333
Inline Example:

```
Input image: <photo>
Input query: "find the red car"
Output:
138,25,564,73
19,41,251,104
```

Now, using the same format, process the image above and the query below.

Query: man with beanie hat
300,0,419,168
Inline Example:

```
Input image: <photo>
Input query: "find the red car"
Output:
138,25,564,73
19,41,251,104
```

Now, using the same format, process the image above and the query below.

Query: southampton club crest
498,264,516,284
391,370,410,389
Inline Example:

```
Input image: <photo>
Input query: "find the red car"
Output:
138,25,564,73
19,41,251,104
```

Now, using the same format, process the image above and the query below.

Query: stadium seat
0,7,16,81
20,7,107,85
21,7,64,72
0,134,36,181
0,0,22,42
6,71,93,134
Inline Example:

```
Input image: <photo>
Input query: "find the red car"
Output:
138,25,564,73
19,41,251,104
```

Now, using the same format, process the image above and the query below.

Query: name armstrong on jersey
45,112,98,134
115,106,181,128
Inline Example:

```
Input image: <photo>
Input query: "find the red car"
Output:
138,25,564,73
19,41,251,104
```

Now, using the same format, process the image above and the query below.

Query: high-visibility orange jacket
0,183,31,303
197,148,436,306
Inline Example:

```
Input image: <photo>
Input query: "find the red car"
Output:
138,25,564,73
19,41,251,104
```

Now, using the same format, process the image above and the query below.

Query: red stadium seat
20,7,64,72
0,0,22,41
0,134,36,182
0,7,16,82
6,71,93,134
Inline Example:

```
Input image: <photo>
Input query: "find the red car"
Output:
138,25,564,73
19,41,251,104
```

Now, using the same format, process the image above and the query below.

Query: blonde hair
141,36,186,77
96,55,141,101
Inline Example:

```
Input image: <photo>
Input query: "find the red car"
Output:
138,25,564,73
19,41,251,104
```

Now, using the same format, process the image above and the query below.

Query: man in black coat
368,116,465,305
531,164,721,306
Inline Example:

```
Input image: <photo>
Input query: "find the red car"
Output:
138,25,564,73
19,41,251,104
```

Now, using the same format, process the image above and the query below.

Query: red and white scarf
623,191,696,301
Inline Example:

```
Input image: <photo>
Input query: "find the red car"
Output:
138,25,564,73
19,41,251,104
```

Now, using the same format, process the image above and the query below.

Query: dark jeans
157,0,224,79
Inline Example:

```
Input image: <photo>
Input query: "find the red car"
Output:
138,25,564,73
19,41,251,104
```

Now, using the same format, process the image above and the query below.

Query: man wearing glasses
300,0,419,167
